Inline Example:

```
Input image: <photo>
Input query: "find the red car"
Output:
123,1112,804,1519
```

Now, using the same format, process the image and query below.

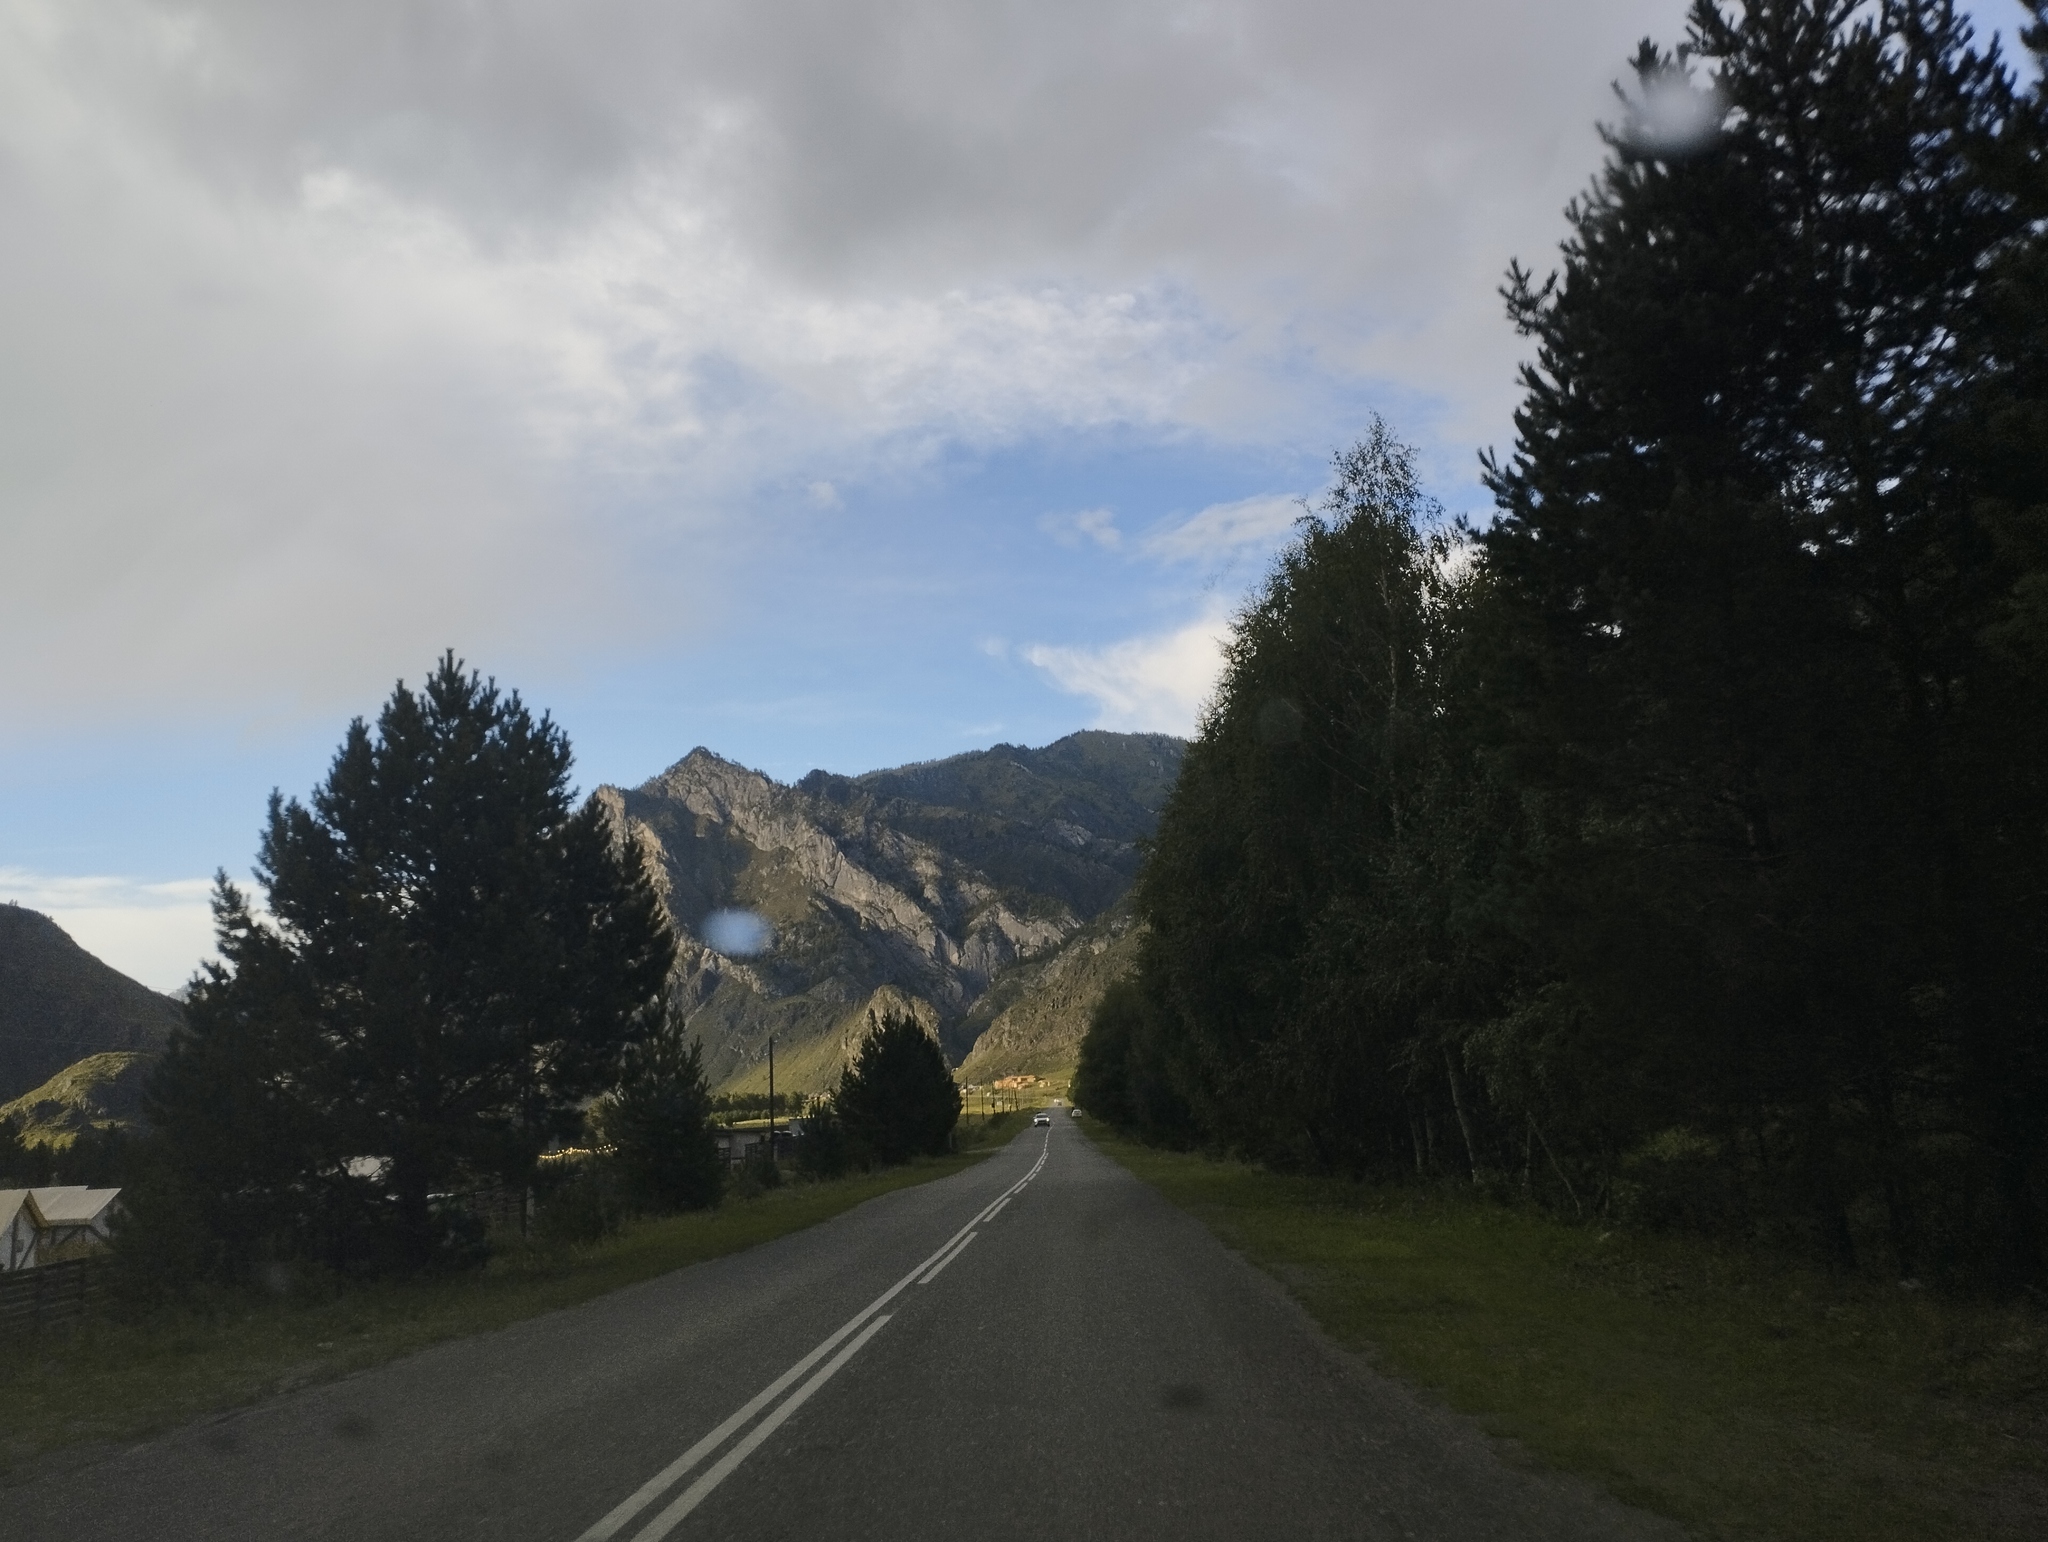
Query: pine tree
146,655,676,1273
834,1011,960,1165
603,1019,722,1213
1481,0,2048,1277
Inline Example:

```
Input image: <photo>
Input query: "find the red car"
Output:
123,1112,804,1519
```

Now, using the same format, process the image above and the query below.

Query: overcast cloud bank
3,0,1753,986
2,0,1681,731
0,869,214,993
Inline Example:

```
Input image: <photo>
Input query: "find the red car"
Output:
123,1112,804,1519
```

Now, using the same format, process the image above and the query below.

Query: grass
1087,1126,2048,1542
953,1107,1041,1147
1,1129,1024,1483
0,1050,149,1145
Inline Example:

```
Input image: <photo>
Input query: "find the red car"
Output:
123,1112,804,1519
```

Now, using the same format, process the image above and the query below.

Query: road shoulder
1,1141,1013,1485
1082,1123,2048,1542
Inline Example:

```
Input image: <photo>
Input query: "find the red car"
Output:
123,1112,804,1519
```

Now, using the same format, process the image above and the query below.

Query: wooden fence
452,1185,533,1235
0,1258,106,1333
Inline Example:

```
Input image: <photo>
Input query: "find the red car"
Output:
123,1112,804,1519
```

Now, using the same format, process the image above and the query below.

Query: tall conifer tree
834,1011,960,1165
149,655,675,1273
1482,0,2048,1275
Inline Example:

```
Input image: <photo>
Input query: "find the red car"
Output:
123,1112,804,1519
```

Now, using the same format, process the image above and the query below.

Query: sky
1,0,2032,989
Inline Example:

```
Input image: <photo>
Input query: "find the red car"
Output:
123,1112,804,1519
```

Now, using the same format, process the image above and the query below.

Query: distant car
1070,1108,1082,1118
1032,1112,1051,1126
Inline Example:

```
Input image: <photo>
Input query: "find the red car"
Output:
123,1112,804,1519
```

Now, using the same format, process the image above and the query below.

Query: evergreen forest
1076,0,2048,1289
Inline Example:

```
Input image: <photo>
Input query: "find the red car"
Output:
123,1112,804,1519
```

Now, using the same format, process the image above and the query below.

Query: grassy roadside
2,1125,1024,1482
1085,1125,2048,1542
953,1106,1043,1146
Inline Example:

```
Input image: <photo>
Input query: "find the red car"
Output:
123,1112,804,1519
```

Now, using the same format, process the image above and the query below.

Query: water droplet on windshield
703,908,773,956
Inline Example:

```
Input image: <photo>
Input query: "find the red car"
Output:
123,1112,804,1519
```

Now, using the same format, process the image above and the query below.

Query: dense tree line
1078,0,2048,1286
709,1090,817,1123
0,1118,137,1189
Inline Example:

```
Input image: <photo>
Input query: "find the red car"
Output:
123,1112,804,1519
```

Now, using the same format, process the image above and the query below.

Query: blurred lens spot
703,908,773,956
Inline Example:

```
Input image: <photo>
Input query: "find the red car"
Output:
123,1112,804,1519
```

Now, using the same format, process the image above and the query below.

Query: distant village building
992,1075,1040,1092
0,1186,122,1271
714,1124,798,1168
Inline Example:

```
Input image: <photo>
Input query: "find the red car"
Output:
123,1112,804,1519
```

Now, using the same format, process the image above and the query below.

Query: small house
714,1124,799,1168
0,1186,122,1270
32,1187,122,1262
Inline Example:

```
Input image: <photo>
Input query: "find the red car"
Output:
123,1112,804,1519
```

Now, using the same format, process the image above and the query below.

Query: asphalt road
13,1117,1678,1541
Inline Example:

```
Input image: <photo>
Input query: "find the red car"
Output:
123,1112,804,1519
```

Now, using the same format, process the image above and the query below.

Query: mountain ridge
0,904,184,1107
597,730,1179,1090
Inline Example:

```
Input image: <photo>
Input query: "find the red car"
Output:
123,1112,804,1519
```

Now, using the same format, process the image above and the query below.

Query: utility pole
767,1035,776,1168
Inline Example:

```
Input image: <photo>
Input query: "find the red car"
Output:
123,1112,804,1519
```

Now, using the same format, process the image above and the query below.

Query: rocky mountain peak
592,730,1183,1091
644,748,781,818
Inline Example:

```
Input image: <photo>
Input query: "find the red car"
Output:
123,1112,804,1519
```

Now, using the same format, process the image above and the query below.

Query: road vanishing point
12,1119,1677,1540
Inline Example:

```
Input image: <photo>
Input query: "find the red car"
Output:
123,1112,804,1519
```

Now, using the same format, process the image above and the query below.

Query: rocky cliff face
596,731,1180,1090
957,905,1143,1083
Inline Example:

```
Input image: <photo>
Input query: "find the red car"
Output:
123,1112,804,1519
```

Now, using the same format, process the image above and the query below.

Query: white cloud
0,870,218,993
0,0,1681,729
1025,606,1231,735
1143,493,1303,560
1039,507,1123,550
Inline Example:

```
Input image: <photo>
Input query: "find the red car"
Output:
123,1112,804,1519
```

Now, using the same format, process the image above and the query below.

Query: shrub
796,1105,853,1179
533,1163,627,1247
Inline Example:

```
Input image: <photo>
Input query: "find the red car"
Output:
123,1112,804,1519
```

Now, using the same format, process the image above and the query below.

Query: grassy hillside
0,906,182,1105
0,1050,153,1146
712,985,939,1098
